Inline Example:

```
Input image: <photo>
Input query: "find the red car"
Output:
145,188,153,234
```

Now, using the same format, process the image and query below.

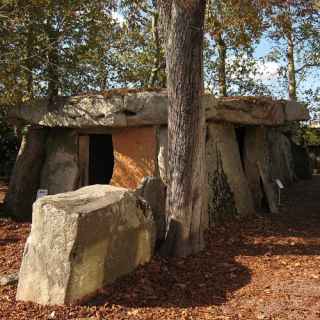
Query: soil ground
1,177,320,319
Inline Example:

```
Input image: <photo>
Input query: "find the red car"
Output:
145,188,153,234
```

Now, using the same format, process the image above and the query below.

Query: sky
111,10,319,106
253,37,319,103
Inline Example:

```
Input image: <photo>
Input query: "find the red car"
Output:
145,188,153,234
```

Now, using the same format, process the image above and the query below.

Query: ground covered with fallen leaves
1,176,320,319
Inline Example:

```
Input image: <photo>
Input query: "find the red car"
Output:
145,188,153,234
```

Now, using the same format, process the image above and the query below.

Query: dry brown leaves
1,177,320,319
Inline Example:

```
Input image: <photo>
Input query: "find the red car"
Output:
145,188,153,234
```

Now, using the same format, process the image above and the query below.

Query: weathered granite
206,124,255,224
268,129,296,186
283,100,309,122
4,126,48,220
243,127,278,213
16,185,156,305
6,91,309,128
135,177,166,242
40,129,79,195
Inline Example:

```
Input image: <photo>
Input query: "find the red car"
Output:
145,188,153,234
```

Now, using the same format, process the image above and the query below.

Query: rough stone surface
0,273,19,286
4,127,48,220
268,129,296,186
205,96,286,126
7,92,309,128
40,129,79,195
16,185,156,305
291,143,313,180
206,124,255,225
135,177,166,242
283,100,309,122
243,127,278,213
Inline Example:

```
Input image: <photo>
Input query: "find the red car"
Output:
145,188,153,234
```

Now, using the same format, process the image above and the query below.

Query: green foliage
0,0,165,104
0,0,318,107
0,109,19,177
299,126,320,146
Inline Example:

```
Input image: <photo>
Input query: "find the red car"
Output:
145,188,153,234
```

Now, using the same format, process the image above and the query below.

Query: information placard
36,189,48,200
275,179,284,189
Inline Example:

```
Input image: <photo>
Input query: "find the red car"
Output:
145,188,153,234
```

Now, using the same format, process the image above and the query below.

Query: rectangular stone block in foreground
16,185,156,305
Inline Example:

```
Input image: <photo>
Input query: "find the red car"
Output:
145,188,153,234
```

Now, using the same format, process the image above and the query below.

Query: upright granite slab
206,123,255,225
4,127,48,220
244,127,278,213
16,185,156,305
40,128,79,195
268,129,296,186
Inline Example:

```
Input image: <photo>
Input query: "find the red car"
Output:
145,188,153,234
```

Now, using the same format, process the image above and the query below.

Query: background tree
205,0,265,96
265,1,320,101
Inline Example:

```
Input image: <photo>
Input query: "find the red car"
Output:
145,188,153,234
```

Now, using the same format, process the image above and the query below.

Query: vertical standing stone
268,129,295,186
40,129,79,195
4,126,48,220
244,126,278,213
206,123,255,225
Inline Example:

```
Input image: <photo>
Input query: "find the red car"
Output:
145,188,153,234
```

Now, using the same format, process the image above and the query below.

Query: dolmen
2,89,309,305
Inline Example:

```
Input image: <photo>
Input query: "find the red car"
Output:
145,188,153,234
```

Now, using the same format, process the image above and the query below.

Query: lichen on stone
208,147,238,226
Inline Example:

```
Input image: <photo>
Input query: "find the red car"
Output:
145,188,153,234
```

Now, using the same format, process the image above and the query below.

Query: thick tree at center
159,0,208,257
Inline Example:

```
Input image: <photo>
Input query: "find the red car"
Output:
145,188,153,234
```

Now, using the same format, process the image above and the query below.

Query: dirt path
1,177,320,319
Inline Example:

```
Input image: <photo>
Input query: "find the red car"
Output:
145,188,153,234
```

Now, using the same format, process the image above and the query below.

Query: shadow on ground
87,176,320,310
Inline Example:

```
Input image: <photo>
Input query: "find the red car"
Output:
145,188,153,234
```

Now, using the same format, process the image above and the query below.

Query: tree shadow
87,228,252,309
0,238,20,245
86,176,320,309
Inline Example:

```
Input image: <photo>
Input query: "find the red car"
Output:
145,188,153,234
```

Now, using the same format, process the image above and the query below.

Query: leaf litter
1,177,320,319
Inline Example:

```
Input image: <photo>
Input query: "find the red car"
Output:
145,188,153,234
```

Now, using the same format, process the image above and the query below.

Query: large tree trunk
159,0,207,257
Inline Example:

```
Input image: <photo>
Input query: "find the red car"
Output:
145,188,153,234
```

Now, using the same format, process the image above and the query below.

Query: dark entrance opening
235,126,246,170
259,176,270,214
89,134,114,185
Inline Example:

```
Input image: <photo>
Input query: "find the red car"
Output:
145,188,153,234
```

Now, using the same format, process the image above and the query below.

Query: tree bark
26,29,34,99
159,0,207,257
148,9,163,88
46,6,59,100
287,33,297,101
215,31,227,97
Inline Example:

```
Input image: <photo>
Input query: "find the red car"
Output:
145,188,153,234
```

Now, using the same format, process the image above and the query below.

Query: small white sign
36,189,48,200
275,179,284,189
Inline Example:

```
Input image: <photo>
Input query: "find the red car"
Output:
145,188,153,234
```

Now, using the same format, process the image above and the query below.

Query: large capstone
16,185,156,305
6,92,309,129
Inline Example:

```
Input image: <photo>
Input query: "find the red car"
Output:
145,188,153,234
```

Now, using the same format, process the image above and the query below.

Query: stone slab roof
5,90,309,128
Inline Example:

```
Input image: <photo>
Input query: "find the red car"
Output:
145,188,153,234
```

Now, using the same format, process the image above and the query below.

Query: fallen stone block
16,185,156,305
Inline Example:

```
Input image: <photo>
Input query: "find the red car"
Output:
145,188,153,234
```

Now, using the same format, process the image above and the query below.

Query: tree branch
296,63,320,73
